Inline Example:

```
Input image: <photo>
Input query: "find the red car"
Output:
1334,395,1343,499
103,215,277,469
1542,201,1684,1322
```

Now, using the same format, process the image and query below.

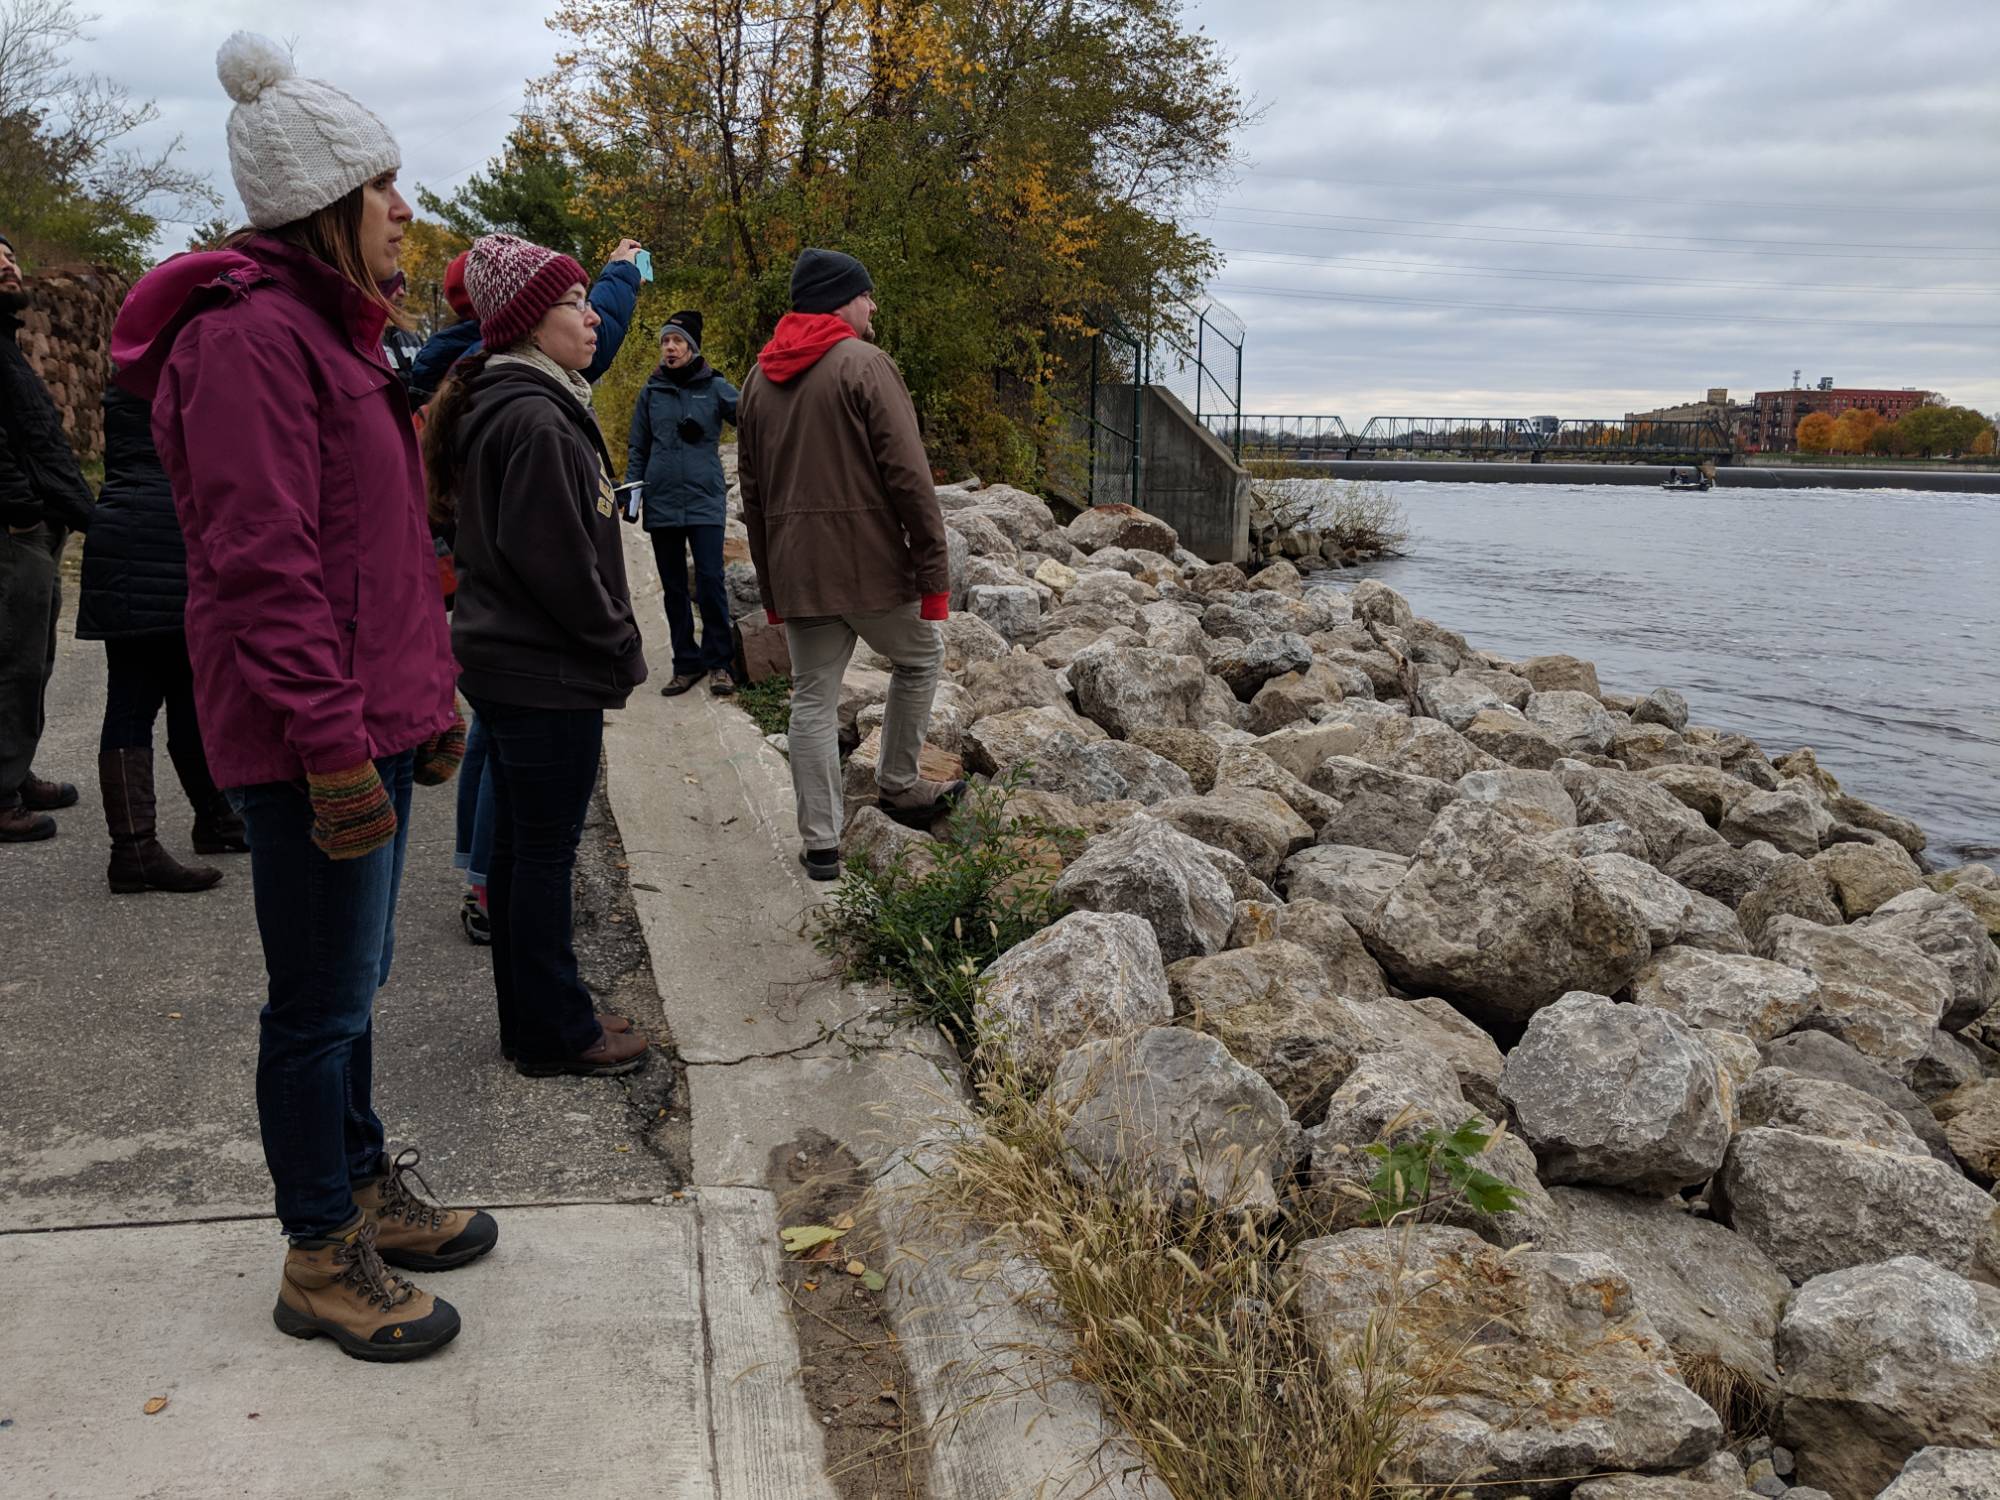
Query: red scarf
757,312,856,384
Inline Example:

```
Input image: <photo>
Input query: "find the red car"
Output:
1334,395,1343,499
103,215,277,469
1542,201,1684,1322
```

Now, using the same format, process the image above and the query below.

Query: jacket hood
409,318,483,402
757,312,856,384
461,360,603,453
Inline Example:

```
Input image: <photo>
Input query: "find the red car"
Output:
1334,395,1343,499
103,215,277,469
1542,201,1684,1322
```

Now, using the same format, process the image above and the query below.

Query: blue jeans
231,751,415,1240
650,525,734,676
453,712,496,887
468,697,605,1063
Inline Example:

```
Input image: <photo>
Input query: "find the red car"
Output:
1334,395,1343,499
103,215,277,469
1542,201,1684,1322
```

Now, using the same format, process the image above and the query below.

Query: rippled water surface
1329,481,2000,863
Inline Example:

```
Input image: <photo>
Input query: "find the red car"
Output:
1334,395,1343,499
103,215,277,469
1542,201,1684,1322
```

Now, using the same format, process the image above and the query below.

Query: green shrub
810,776,1083,1039
1363,1116,1523,1225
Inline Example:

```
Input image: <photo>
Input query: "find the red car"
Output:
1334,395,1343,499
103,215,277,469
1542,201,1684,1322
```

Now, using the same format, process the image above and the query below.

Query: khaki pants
784,603,942,852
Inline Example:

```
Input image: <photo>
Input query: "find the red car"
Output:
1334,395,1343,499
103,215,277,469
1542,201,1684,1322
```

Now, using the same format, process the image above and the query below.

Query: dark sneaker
0,802,56,842
877,777,968,829
799,847,841,881
272,1216,460,1362
660,672,703,697
514,1024,650,1078
353,1148,499,1272
460,890,491,946
708,668,737,697
498,1012,631,1062
20,775,78,811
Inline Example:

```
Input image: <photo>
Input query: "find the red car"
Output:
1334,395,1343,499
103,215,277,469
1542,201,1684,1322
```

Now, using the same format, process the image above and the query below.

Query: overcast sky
73,0,2000,418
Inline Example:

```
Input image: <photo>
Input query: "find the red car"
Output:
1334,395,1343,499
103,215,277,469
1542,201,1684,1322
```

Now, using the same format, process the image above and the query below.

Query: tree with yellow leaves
1795,411,1836,453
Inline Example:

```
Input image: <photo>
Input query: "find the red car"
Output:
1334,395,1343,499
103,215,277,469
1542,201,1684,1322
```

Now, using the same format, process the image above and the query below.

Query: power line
1212,203,1999,254
1208,282,2000,332
1201,210,2000,264
1213,247,2000,298
1237,169,2000,221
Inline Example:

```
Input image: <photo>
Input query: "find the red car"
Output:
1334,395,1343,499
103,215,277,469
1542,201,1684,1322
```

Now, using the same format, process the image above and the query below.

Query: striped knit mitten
307,762,398,861
414,712,467,787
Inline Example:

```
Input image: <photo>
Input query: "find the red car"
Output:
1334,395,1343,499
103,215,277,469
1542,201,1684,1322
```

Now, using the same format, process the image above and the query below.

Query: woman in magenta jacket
112,34,494,1363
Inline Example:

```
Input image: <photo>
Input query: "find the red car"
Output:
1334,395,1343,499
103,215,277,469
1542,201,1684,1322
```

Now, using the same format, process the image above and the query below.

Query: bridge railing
1214,414,1735,460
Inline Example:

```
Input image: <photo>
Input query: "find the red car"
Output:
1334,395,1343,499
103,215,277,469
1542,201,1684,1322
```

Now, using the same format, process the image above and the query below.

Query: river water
1323,481,2000,864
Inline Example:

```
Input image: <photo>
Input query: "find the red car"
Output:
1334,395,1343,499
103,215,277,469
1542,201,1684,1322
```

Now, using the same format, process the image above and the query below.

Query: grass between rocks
734,673,794,738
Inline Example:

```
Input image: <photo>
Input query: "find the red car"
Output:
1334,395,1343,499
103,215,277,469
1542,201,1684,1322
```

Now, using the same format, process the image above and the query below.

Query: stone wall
17,265,130,464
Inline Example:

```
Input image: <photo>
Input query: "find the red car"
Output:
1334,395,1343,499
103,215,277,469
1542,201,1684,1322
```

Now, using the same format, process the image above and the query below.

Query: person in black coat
75,388,244,892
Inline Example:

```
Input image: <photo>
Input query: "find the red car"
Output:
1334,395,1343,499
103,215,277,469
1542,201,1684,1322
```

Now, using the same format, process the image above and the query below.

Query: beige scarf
490,345,593,411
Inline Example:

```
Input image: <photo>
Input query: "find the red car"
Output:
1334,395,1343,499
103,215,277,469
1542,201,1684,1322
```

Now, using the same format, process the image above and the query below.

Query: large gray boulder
958,653,1072,723
1545,1186,1791,1397
1315,786,1443,857
1519,653,1603,696
1666,842,1786,909
1226,898,1388,999
1933,1080,2000,1186
1052,817,1236,963
1069,643,1209,737
1625,946,1820,1043
1633,687,1691,731
1736,854,1844,946
1066,502,1178,555
1875,1447,2000,1500
1454,767,1577,834
1249,722,1364,783
1712,1128,2000,1282
1558,762,1727,868
1527,689,1619,755
1644,765,1756,827
1811,839,1925,918
1278,843,1408,938
1150,787,1312,886
1295,1227,1723,1496
1721,787,1827,859
1369,805,1652,1021
1307,753,1455,814
1580,851,1695,948
1359,995,1509,1117
977,911,1170,1086
1674,890,1751,955
1500,993,1731,1194
1089,740,1202,806
1048,1026,1293,1210
1306,1048,1552,1245
1463,705,1566,769
1347,578,1412,628
1209,631,1313,701
1859,888,2000,1031
1211,745,1340,830
1421,671,1524,731
1778,1257,2000,1498
1735,1067,1929,1153
1760,915,1954,1077
963,583,1041,643
1759,1030,1959,1166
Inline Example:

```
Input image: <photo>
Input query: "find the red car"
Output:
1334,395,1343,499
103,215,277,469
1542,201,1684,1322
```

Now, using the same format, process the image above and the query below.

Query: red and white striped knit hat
462,233,587,351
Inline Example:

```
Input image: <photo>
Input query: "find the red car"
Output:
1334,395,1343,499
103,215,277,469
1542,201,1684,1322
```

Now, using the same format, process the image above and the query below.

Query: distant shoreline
1277,460,2000,494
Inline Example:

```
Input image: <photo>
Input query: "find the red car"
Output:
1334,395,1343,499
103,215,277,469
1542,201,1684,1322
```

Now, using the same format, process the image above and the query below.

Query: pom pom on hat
215,31,400,229
216,31,296,105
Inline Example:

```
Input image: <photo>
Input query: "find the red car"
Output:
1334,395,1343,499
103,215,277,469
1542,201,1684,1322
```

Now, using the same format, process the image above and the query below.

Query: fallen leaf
142,1397,168,1415
779,1224,847,1255
862,1270,887,1292
801,1280,819,1292
844,1260,866,1277
805,1238,842,1262
166,1013,182,1021
614,1145,630,1153
832,1212,856,1231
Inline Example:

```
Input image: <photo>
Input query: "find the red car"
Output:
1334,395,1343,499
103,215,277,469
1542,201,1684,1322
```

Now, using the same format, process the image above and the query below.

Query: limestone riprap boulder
1209,631,1313,702
978,911,1171,1085
1226,897,1388,999
1305,1049,1552,1245
1186,561,1248,598
1421,672,1518,731
1349,996,1509,1116
1052,817,1236,964
1527,689,1619,754
1245,662,1346,735
1048,1026,1294,1210
1210,746,1339,830
1666,842,1786,908
1365,714,1503,784
1090,740,1202,806
1500,993,1731,1193
1712,1128,2000,1282
1278,843,1409,938
842,805,941,880
1369,805,1652,1020
1249,722,1363,784
1643,765,1755,826
1626,946,1819,1043
1169,941,1375,1121
1030,556,1077,594
1150,786,1313,886
1295,1227,1723,1496
1633,687,1691,731
1676,893,1750,955
1760,915,1953,1077
1810,840,1925,918
1347,577,1412,628
1539,820,1654,863
1859,888,2000,1031
1069,643,1210,738
1065,502,1178,555
1760,1029,1959,1166
1545,1185,1791,1397
1609,724,1711,773
1519,653,1603,697
1463,705,1565,769
1927,863,2000,939
1558,761,1727,868
1307,754,1454,818
1315,787,1443,857
1736,855,1843,946
1777,1257,2000,1498
1736,1067,1929,1153
1137,601,1208,660
1569,1469,1755,1500
1911,1029,1987,1104
958,653,1073,724
1125,726,1218,793
1876,1446,2000,1500
1827,788,1928,856
1698,1029,1762,1124
1931,1081,2000,1185
1454,767,1577,834
1580,851,1696,948
1721,787,1827,859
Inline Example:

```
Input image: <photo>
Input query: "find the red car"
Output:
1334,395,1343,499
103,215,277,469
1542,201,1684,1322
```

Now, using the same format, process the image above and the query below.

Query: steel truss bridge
1213,414,1736,462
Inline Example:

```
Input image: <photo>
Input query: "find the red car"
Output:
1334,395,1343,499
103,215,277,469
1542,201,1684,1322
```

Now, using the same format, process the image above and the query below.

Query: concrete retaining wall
1102,383,1254,561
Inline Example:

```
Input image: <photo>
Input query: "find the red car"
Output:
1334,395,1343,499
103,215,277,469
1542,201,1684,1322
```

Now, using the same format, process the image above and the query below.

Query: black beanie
789,248,872,314
0,231,12,252
661,309,703,353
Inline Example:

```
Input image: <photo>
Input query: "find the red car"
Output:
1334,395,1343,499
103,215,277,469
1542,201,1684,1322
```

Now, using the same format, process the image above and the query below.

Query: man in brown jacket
737,249,962,879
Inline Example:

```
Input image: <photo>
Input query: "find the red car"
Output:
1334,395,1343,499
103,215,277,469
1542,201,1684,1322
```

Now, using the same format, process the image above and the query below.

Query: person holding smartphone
626,311,740,696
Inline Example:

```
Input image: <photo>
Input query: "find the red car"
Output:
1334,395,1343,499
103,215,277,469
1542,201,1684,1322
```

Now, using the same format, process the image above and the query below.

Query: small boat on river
1661,467,1713,493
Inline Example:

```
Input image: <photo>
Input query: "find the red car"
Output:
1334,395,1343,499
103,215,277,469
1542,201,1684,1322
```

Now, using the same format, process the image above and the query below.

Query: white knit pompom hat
216,32,401,229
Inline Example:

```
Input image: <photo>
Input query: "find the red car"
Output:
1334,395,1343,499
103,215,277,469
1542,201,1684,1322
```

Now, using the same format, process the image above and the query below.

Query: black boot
101,749,223,894
191,796,248,854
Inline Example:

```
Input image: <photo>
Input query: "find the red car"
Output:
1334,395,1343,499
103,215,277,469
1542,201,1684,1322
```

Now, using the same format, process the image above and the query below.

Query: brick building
1749,382,1933,452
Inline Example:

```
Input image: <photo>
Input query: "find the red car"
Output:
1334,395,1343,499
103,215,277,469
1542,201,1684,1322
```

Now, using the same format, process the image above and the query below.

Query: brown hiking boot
354,1148,499,1272
272,1215,461,1362
20,774,78,811
514,1023,650,1078
0,800,55,842
878,776,968,829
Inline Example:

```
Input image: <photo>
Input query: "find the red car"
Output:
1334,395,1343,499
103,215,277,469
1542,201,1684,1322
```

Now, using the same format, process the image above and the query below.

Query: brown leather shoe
272,1215,460,1362
514,1023,650,1078
877,777,968,829
354,1148,499,1272
0,801,55,842
660,672,702,697
19,774,78,811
